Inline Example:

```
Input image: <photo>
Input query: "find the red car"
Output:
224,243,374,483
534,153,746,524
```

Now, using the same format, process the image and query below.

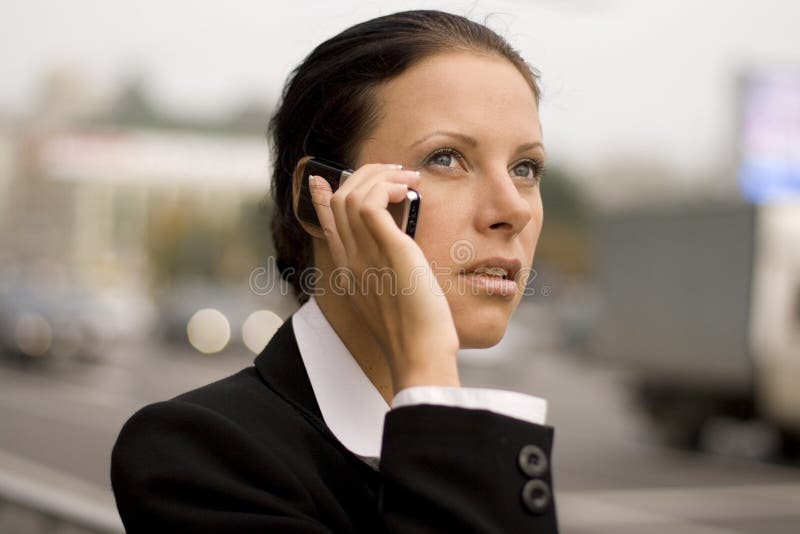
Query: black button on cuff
518,444,548,477
521,479,551,514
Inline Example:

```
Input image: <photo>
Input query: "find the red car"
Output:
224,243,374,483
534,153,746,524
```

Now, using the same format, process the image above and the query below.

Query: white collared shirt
291,296,548,469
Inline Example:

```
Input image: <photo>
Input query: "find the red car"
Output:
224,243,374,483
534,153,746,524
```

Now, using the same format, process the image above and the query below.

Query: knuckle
358,204,374,218
344,193,359,209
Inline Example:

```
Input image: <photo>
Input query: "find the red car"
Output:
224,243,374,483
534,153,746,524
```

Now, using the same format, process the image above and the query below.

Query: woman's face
354,51,545,349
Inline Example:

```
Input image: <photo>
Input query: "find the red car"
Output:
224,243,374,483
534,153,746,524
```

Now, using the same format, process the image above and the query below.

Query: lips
460,257,522,281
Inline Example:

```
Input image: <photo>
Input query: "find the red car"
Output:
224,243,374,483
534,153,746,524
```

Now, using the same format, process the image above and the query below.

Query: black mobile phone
296,157,420,239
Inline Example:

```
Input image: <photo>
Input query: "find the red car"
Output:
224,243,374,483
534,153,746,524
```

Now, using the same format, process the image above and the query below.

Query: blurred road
1,301,799,533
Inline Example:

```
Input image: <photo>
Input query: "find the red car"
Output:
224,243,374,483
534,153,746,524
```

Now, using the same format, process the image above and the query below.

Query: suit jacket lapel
253,314,382,480
254,315,326,424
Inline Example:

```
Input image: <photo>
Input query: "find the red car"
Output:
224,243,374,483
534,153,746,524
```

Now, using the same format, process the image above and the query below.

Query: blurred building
1,70,271,280
0,69,281,355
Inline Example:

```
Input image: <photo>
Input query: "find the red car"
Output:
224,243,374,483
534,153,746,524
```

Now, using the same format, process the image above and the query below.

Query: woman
111,9,557,533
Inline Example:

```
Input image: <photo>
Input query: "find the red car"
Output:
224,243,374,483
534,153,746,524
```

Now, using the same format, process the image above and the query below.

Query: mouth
458,257,522,281
467,267,509,280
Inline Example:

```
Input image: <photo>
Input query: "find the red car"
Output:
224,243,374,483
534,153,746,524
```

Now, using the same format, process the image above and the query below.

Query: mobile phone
296,157,420,239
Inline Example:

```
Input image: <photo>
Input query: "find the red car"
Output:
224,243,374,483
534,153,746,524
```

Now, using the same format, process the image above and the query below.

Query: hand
309,163,460,392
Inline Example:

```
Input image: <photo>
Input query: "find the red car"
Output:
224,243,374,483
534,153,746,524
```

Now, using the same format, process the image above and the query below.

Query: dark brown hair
268,9,541,303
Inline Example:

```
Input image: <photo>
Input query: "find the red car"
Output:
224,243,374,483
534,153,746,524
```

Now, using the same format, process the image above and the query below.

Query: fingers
358,181,414,254
329,165,420,262
336,163,408,195
308,175,347,267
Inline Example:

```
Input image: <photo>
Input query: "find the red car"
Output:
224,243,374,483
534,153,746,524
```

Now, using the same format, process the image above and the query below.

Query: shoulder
110,364,326,495
109,368,346,532
110,368,322,523
114,368,265,444
112,367,311,466
111,369,277,479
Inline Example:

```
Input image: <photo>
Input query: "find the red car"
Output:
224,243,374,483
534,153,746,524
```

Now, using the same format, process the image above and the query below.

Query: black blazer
111,315,558,533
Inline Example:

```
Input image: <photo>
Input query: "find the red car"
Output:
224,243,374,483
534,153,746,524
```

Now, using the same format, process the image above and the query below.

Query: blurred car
0,280,155,364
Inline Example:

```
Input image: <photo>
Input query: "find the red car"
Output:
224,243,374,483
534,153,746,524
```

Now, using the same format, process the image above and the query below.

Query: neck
312,259,395,407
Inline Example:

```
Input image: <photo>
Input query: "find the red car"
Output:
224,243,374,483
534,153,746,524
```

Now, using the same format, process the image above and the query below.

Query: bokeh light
186,308,230,354
242,310,283,354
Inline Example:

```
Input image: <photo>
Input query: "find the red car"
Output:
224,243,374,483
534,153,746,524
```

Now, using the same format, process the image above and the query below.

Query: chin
451,300,513,349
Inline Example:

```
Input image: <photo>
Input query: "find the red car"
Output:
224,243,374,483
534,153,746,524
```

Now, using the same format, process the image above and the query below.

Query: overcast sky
1,0,797,183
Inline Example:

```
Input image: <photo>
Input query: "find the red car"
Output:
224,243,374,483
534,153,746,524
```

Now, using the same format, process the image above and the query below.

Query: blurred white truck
590,199,800,452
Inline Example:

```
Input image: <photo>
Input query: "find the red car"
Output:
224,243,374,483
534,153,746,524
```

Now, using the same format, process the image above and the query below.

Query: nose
474,167,534,237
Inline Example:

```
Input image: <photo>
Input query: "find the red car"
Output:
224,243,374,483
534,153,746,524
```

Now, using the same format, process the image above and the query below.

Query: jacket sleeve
111,400,335,534
378,404,558,533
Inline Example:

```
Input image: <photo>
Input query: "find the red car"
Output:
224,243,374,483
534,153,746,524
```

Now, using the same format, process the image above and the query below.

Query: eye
424,147,464,171
510,159,546,185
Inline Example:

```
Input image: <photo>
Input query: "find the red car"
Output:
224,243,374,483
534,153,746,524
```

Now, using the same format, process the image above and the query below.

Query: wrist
392,358,461,393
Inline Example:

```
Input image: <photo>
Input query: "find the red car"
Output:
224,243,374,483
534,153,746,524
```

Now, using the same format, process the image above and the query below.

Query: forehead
370,51,541,143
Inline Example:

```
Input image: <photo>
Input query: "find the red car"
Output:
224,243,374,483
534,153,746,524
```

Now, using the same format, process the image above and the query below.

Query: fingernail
309,175,319,185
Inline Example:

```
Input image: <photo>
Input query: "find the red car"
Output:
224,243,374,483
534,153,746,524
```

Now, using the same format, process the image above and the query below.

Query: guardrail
0,449,123,533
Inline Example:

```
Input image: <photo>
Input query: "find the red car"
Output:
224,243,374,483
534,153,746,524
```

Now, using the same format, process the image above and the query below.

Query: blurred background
1,1,799,532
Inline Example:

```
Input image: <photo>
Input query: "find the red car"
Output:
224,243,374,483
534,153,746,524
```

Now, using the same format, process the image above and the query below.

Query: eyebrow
410,130,544,154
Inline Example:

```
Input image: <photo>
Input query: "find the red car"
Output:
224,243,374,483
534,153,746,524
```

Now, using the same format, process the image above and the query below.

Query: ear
292,155,326,239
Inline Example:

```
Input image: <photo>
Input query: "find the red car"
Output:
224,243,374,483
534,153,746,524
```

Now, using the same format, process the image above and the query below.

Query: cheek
523,192,544,250
412,184,471,265
525,189,544,236
522,224,541,263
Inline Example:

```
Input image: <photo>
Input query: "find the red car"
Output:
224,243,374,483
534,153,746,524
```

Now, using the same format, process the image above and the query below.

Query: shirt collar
291,296,389,460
